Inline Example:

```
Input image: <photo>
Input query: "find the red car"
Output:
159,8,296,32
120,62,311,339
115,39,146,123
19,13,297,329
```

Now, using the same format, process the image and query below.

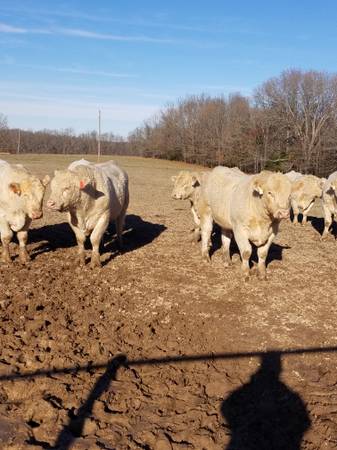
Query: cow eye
268,191,274,197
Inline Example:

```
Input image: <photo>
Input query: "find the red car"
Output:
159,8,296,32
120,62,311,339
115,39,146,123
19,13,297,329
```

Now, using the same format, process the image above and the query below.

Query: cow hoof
19,254,31,265
242,270,250,282
189,234,200,244
90,257,102,268
202,253,211,263
1,255,11,264
78,253,86,266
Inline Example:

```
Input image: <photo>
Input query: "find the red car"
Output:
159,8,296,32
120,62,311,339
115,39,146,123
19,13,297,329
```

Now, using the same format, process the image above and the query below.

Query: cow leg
193,227,201,243
221,229,232,267
302,201,314,225
17,231,29,264
115,192,129,250
200,211,213,262
90,214,110,268
257,233,275,280
17,219,31,264
70,224,86,266
115,212,126,250
0,220,13,264
191,205,200,227
322,205,333,240
292,200,299,224
190,205,201,243
234,229,252,280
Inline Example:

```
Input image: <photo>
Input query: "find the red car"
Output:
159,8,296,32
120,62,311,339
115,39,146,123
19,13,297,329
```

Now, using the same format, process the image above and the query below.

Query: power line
97,109,101,161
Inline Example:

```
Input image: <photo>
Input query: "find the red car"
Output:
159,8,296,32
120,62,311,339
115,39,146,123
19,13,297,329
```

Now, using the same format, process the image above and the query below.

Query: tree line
1,69,337,175
128,69,337,176
0,121,128,156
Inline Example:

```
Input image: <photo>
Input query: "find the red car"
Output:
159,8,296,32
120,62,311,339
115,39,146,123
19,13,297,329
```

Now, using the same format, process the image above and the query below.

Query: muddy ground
0,154,337,449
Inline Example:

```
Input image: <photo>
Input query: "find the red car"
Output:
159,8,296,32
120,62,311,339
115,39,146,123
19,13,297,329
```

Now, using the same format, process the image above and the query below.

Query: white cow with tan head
171,171,205,242
0,160,49,263
322,171,337,239
289,175,325,224
201,167,291,279
47,159,129,267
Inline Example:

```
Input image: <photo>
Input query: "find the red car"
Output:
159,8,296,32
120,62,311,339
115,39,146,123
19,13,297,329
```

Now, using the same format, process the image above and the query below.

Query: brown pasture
0,155,336,449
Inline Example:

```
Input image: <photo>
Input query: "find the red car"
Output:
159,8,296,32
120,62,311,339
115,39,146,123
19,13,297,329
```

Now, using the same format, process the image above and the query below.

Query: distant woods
1,69,337,175
0,123,128,156
130,69,337,176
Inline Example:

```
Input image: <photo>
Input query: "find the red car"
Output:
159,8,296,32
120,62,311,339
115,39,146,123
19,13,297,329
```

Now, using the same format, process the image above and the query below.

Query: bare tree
0,113,7,130
255,69,337,173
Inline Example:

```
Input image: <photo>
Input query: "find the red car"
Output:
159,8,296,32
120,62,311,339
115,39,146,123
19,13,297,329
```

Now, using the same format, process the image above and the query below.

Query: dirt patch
0,155,337,449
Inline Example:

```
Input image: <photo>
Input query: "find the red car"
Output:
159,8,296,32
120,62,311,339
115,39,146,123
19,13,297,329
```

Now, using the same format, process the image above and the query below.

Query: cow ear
79,177,91,190
326,183,335,195
252,179,263,196
79,180,87,190
9,182,21,196
42,175,50,186
191,172,201,187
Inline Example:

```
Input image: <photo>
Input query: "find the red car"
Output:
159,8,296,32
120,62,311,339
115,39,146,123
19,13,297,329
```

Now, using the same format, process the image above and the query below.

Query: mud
0,155,337,449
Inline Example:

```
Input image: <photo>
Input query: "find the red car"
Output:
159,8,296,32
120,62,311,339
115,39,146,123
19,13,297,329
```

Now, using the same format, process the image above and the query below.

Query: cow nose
31,211,42,220
276,209,290,220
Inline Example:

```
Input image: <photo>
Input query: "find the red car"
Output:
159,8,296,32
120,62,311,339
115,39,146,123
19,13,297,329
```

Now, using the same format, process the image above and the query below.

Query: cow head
291,175,323,211
327,178,337,196
9,175,50,220
171,171,200,200
252,171,291,220
47,169,92,212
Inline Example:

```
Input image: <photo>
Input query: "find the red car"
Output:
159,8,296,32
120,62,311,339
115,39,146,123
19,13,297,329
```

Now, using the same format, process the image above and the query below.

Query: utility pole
17,129,21,154
97,109,101,161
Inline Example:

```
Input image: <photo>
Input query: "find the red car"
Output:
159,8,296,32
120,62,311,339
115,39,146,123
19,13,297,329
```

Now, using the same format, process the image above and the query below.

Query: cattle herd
0,157,336,280
172,166,337,280
0,158,128,267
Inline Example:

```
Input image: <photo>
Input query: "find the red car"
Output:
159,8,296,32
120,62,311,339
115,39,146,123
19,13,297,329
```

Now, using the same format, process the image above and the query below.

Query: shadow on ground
221,352,310,450
104,214,166,253
2,345,335,449
209,225,290,268
28,214,166,262
308,215,337,238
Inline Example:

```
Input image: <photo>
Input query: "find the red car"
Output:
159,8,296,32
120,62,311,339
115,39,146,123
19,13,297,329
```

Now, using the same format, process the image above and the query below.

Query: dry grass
0,154,336,449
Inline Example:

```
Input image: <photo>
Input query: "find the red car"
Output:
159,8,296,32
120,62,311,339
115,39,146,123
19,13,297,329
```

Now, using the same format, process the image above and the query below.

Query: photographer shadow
221,352,310,450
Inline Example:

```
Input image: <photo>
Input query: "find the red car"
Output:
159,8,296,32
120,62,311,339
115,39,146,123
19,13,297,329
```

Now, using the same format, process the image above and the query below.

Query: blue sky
1,0,337,137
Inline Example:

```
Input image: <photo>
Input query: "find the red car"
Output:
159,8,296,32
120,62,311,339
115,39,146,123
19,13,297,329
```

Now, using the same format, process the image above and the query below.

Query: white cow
0,160,49,263
288,175,325,224
171,171,206,242
285,170,303,183
47,159,129,267
322,171,337,239
201,168,291,279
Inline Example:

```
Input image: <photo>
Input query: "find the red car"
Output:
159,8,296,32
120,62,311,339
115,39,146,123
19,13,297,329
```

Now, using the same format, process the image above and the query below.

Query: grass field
0,154,336,449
